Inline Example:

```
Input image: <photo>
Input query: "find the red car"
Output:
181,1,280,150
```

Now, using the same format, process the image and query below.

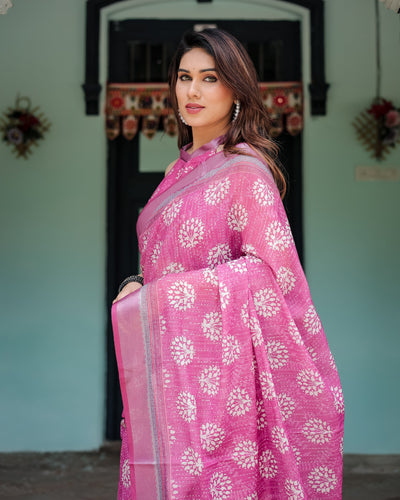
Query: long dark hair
168,28,286,198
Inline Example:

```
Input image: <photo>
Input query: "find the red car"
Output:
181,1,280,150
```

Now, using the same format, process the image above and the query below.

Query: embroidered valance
105,82,303,140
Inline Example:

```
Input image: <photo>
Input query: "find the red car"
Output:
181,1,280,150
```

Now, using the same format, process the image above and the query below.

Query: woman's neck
189,125,229,154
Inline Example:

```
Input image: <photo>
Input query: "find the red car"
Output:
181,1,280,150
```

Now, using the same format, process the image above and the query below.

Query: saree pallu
112,141,344,499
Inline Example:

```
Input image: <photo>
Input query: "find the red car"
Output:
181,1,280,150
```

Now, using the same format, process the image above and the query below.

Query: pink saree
112,137,344,499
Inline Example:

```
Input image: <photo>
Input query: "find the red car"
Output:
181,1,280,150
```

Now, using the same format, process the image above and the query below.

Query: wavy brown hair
168,28,286,198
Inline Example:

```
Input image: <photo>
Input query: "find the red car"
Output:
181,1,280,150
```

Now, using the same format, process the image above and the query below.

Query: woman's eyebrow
177,68,217,73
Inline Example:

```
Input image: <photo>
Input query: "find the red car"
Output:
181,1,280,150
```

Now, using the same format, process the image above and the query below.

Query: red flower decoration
19,113,40,132
368,99,394,119
273,93,288,107
110,96,124,109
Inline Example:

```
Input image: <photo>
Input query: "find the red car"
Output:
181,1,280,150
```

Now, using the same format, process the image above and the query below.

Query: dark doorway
106,19,303,439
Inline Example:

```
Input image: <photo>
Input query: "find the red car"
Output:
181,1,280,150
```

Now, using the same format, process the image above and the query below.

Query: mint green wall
0,0,106,451
304,0,400,453
0,0,399,452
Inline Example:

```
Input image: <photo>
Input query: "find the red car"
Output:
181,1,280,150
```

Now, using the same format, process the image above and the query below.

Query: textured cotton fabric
112,138,344,499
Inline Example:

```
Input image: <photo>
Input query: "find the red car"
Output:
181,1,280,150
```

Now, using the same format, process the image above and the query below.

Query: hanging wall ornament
122,115,139,140
0,96,51,158
352,0,400,160
269,113,284,138
0,0,12,15
379,0,400,12
163,114,178,137
142,114,160,139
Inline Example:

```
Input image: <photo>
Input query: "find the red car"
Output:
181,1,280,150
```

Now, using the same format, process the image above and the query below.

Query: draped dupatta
112,139,344,499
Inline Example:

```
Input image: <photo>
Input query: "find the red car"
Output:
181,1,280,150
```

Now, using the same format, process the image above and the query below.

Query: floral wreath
0,96,51,159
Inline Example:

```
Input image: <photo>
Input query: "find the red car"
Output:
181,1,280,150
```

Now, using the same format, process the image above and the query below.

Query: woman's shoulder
165,158,179,176
220,143,274,185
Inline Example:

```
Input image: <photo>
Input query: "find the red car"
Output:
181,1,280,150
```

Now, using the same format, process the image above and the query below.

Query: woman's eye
178,74,191,81
204,75,217,82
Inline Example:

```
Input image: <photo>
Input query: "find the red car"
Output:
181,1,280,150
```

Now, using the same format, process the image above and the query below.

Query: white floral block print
168,280,195,310
250,317,263,347
288,320,304,346
162,199,183,226
181,447,203,476
260,371,276,400
330,386,345,414
151,242,162,264
222,335,241,365
162,262,186,276
253,288,280,318
271,426,290,454
199,366,221,396
240,303,250,327
246,493,258,500
256,400,267,430
170,336,195,366
209,472,232,500
121,458,131,488
303,305,322,336
265,340,289,369
285,479,305,500
163,368,171,389
203,268,218,286
201,312,223,341
276,266,296,295
176,391,197,422
232,440,258,469
219,282,230,310
296,369,325,397
227,203,248,231
168,425,176,444
159,315,167,335
200,422,225,452
276,393,296,421
227,387,251,416
204,178,231,205
308,465,338,494
302,418,332,445
170,479,179,499
207,243,232,268
265,221,291,252
178,218,205,248
259,450,278,479
227,259,247,273
253,178,275,206
306,346,318,362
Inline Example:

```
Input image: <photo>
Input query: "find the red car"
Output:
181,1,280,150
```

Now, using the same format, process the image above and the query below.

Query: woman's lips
185,104,205,114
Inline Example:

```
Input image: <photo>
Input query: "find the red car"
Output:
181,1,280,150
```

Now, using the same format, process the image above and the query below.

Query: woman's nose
187,80,201,99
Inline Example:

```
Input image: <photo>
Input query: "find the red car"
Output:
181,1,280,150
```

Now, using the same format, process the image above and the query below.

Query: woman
113,29,344,499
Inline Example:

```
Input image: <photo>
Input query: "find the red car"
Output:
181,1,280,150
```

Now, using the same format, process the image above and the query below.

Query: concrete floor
0,444,399,499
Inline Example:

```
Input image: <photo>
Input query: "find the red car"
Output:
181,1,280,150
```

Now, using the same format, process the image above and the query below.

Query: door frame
105,17,304,440
82,0,328,115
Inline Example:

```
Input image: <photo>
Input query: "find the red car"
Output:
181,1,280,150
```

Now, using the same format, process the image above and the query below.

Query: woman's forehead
179,48,215,70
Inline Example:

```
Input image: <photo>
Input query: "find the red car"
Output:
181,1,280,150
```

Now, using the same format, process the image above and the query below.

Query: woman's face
175,48,235,136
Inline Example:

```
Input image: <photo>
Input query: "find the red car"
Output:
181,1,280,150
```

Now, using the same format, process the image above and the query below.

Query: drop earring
178,110,188,126
232,100,241,122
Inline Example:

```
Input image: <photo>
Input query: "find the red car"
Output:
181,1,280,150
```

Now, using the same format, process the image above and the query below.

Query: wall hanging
0,96,51,159
105,82,303,140
379,0,400,12
0,0,12,15
353,0,400,159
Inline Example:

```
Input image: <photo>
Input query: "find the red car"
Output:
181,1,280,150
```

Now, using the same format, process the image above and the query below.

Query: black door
106,19,302,439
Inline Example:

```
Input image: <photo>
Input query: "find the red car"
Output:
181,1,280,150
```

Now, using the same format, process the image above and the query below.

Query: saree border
112,286,167,499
